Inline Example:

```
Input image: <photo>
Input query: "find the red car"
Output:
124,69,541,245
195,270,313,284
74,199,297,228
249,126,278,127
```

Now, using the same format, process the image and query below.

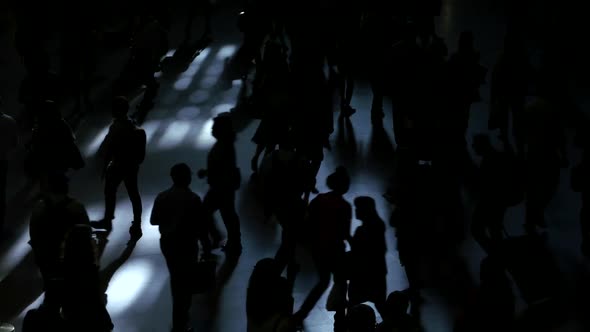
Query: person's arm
150,195,164,226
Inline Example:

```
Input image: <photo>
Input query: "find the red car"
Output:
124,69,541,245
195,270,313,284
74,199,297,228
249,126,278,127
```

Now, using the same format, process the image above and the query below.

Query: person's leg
161,239,192,331
0,160,7,235
251,144,265,173
202,189,222,250
219,190,241,255
294,252,332,320
123,166,143,238
102,165,124,228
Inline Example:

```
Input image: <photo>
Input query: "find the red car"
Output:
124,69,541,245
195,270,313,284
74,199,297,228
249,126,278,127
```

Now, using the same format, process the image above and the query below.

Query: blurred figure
29,173,91,316
92,97,146,241
151,163,204,332
346,304,376,332
247,258,295,332
455,256,515,332
25,100,84,189
62,225,113,332
293,167,352,332
0,97,19,237
348,196,387,315
198,112,242,257
489,29,533,157
377,291,421,332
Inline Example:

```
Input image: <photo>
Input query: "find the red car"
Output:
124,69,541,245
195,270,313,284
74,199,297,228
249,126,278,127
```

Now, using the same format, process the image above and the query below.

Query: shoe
91,219,113,232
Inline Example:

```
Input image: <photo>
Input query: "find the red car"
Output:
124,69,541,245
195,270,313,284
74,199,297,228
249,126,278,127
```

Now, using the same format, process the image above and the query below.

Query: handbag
192,259,216,294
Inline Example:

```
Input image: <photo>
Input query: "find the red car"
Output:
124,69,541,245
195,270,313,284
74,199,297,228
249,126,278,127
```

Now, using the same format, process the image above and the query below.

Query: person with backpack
29,172,91,316
92,96,146,241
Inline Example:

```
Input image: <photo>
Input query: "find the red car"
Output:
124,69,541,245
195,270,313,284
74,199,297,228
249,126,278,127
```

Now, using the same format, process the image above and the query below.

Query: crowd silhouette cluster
0,1,587,332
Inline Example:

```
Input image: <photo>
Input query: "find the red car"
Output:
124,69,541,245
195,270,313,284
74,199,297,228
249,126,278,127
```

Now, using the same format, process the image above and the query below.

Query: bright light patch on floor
205,62,224,76
189,90,210,104
173,77,192,91
105,258,154,316
85,125,110,156
195,118,215,149
212,103,234,116
176,106,201,120
142,120,161,144
182,48,212,78
157,121,192,149
216,45,237,59
0,229,32,283
200,76,217,89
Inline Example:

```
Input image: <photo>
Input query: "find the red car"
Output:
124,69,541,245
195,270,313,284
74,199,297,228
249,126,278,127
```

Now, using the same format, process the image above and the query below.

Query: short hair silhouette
212,112,236,141
170,163,192,186
112,96,129,119
347,303,376,332
385,291,410,316
326,166,350,194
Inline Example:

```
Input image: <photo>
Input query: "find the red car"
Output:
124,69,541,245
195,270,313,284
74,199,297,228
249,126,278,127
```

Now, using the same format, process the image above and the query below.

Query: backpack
129,126,147,165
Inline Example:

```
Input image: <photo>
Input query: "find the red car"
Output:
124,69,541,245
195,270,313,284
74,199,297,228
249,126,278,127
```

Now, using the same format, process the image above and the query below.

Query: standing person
29,173,91,316
348,196,388,316
92,97,146,241
0,97,19,237
198,112,242,257
292,167,353,332
151,163,204,332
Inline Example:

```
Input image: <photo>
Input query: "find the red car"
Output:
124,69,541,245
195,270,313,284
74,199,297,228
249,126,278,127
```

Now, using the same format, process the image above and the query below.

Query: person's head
212,112,236,141
472,133,493,156
326,166,350,194
346,304,376,332
170,163,192,187
458,30,474,53
384,291,410,319
354,196,378,221
64,224,96,266
38,100,61,122
112,96,129,119
47,172,69,196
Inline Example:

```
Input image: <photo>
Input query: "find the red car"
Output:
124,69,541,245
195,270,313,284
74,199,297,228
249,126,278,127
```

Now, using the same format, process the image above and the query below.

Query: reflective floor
1,1,589,331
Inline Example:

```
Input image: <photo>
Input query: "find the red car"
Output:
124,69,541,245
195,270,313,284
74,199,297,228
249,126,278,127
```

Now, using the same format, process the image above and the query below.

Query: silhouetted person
348,196,387,315
262,138,306,284
250,36,291,174
522,82,567,233
455,256,515,332
25,100,84,187
119,16,168,122
198,112,242,257
92,97,145,240
293,167,352,332
18,54,63,129
62,225,113,332
377,291,421,332
444,31,486,165
182,0,213,46
0,98,18,237
29,173,90,316
471,134,520,252
151,163,204,332
247,258,295,332
346,304,376,332
489,29,532,157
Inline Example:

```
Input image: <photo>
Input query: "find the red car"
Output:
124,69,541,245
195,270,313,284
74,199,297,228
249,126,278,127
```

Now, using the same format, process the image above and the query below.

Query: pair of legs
161,238,195,332
202,188,241,256
294,249,347,332
102,164,142,236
